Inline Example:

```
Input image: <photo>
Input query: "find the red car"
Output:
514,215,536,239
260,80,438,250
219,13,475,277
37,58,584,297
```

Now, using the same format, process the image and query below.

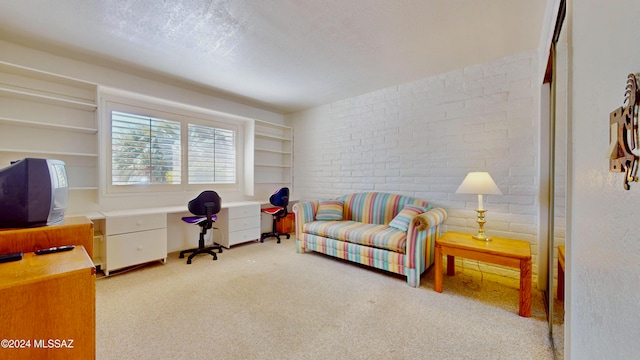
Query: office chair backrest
269,187,289,208
188,191,221,229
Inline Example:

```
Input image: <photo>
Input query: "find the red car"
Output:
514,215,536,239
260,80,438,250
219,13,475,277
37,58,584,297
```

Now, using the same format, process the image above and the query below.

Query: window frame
101,91,245,196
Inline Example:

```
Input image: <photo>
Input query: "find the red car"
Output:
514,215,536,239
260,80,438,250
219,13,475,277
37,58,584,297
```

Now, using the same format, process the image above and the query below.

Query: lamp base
473,209,491,242
472,233,491,242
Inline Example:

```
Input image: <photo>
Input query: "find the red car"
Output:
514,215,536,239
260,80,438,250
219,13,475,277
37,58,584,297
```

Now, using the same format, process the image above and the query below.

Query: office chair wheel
179,253,185,259
187,259,192,264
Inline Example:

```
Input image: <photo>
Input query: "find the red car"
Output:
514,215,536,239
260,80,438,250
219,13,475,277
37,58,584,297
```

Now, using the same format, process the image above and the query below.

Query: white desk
97,201,260,275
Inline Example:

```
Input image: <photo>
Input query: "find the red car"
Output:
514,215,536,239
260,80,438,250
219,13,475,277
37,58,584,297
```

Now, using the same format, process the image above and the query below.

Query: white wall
289,52,543,280
570,0,640,358
0,41,284,125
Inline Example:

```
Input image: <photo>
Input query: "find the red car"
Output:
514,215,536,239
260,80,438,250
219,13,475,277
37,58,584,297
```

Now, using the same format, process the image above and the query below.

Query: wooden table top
0,245,94,290
0,215,92,234
436,231,531,259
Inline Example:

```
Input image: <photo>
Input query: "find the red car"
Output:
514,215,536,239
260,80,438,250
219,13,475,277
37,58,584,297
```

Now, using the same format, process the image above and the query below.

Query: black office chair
260,187,290,244
179,190,223,264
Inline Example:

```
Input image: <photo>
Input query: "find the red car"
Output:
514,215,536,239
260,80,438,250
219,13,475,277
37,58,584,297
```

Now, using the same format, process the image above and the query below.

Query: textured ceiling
0,1,547,114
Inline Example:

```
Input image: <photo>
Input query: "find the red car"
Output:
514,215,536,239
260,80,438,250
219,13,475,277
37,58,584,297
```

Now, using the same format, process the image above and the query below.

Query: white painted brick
466,69,498,88
289,50,541,279
462,62,486,79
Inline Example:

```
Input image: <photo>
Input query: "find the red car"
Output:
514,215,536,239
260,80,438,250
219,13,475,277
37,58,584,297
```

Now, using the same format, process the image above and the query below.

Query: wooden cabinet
276,213,295,234
0,216,94,259
215,202,260,248
0,246,96,360
103,212,167,275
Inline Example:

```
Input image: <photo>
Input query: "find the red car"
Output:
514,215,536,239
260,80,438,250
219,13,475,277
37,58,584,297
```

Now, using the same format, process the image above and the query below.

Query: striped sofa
292,192,447,287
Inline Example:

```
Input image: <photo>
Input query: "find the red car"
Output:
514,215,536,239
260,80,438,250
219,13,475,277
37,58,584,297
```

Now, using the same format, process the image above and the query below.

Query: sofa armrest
292,201,319,239
405,207,448,285
414,207,448,231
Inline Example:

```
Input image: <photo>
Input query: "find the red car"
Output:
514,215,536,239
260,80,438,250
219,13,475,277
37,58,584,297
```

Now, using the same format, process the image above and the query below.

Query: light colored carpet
96,238,554,360
551,297,565,359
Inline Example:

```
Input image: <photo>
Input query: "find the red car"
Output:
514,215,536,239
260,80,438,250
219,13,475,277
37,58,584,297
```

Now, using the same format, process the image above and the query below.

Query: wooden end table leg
446,255,455,276
519,258,532,317
558,258,565,301
434,244,443,292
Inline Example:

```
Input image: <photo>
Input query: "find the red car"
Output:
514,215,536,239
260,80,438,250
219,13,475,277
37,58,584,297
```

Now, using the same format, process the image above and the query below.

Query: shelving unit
0,61,99,192
254,120,293,198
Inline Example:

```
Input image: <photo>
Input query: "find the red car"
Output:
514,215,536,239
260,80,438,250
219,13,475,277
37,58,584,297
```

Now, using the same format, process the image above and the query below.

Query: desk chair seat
260,187,290,244
182,215,217,226
179,190,223,264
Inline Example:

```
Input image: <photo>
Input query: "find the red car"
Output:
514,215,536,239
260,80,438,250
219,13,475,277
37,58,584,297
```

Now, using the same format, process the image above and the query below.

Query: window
111,111,181,185
104,96,243,195
188,124,236,184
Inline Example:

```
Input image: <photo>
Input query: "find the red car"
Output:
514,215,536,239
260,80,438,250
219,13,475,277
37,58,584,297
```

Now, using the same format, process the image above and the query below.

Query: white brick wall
288,51,541,279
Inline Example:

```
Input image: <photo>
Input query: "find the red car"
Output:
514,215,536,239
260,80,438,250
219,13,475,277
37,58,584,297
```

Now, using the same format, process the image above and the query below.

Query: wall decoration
608,73,640,190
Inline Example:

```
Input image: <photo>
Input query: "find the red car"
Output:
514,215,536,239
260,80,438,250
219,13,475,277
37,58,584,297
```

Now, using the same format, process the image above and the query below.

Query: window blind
188,124,236,184
111,111,181,185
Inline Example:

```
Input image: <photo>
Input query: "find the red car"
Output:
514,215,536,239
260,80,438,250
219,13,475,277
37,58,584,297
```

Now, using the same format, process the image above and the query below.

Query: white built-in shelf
255,132,291,141
0,86,97,111
255,163,292,168
254,147,292,155
0,116,98,134
0,61,96,89
0,148,98,158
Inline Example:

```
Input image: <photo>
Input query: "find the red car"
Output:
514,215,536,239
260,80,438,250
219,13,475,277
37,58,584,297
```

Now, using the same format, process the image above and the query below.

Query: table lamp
456,172,502,241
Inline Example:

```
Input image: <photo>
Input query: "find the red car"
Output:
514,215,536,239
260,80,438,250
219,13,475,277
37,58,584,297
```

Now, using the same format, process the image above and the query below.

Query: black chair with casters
179,190,223,264
260,187,291,244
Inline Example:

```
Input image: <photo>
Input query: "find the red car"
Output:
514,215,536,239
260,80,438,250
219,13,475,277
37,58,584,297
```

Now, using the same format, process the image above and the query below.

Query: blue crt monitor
0,158,69,228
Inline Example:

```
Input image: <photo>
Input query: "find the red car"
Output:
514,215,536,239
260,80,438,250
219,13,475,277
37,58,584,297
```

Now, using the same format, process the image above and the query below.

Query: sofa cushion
338,192,430,225
303,220,407,253
315,200,344,221
389,205,429,232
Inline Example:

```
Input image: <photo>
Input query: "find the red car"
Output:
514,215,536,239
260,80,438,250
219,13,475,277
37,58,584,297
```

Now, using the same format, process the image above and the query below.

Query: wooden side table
434,231,532,317
0,246,96,359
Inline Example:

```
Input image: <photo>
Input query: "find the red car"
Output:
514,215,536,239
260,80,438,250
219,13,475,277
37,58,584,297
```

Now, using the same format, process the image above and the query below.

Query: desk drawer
106,214,166,235
228,204,260,219
228,227,260,245
106,228,167,271
228,215,260,231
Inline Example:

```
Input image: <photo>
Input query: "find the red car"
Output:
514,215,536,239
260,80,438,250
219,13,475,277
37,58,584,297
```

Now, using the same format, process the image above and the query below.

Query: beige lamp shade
456,171,502,241
455,172,502,196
